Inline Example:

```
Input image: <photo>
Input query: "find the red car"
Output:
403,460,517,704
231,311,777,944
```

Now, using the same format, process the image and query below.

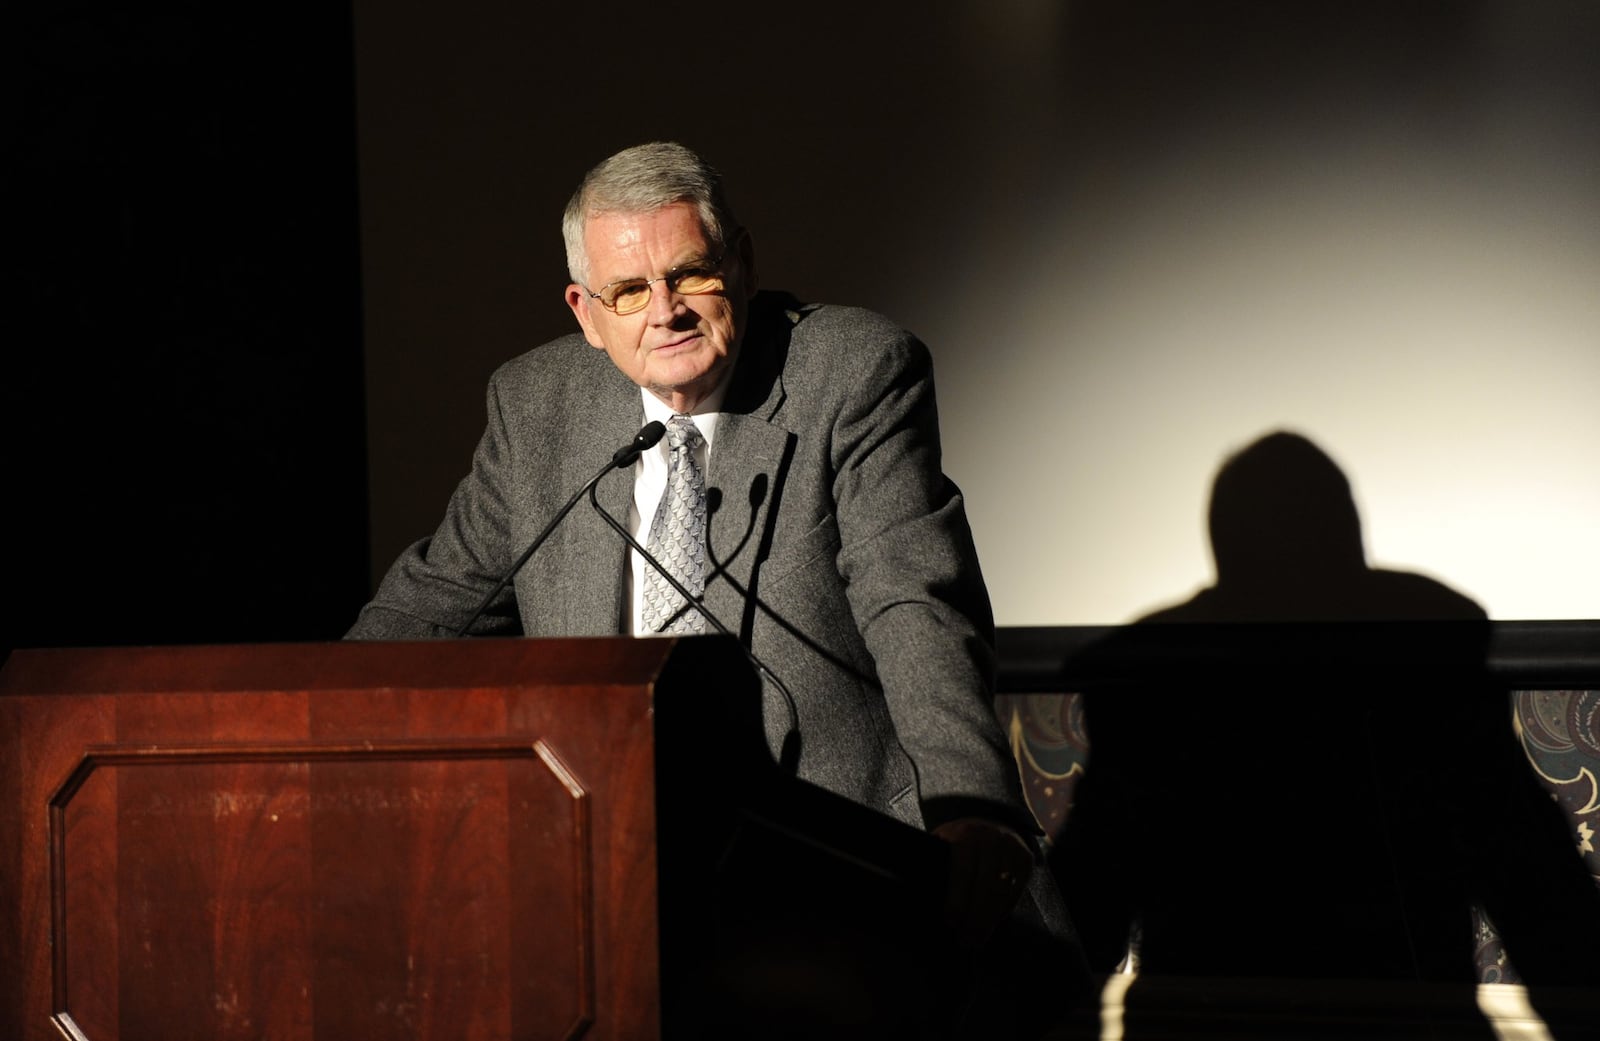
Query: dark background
11,4,367,653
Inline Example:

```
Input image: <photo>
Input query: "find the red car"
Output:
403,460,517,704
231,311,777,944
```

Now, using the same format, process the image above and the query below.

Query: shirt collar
638,371,730,450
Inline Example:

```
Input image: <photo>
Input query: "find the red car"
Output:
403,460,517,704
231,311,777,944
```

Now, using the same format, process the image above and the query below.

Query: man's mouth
652,333,701,353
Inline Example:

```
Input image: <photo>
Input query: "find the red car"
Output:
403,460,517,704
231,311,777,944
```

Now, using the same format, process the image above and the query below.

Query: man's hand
932,816,1035,949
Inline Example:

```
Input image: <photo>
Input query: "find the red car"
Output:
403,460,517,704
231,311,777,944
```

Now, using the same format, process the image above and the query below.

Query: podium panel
0,638,716,1041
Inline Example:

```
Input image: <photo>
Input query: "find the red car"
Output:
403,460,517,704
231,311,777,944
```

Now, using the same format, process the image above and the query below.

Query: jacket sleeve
347,372,523,640
822,315,1033,834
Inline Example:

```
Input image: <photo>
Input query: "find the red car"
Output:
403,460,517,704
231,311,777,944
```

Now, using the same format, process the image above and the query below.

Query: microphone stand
588,483,802,775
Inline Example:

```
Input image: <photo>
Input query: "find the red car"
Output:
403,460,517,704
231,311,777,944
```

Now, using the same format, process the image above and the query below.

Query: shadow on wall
1000,431,1600,1036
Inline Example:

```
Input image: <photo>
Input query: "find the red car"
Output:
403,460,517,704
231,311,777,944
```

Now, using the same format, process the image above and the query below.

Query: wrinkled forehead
582,203,718,280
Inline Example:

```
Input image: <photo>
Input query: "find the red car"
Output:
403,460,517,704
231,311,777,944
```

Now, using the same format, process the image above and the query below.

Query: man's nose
645,278,685,323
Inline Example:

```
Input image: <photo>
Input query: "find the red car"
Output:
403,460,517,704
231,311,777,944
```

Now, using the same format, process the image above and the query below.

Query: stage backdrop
352,1,1599,626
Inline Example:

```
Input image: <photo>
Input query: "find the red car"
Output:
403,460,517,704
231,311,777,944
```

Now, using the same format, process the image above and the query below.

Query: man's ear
565,284,605,348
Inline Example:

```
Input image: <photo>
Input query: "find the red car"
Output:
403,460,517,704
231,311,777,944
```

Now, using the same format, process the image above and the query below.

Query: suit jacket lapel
704,413,790,639
703,298,794,639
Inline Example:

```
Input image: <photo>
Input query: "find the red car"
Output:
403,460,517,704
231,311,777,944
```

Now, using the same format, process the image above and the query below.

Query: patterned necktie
642,415,707,634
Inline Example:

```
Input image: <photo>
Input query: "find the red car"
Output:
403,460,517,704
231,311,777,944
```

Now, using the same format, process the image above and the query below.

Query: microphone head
612,420,668,466
637,420,667,450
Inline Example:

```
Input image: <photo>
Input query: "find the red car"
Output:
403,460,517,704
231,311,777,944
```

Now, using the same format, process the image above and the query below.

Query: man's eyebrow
598,253,714,285
667,252,716,271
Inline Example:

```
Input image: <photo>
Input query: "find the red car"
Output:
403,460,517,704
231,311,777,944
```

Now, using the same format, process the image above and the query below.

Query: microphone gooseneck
588,482,803,775
452,421,667,638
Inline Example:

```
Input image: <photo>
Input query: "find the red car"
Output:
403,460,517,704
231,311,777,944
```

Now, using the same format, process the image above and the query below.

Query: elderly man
349,142,1069,976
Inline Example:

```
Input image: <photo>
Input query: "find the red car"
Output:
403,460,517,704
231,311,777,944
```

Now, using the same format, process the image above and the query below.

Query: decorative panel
48,741,592,1041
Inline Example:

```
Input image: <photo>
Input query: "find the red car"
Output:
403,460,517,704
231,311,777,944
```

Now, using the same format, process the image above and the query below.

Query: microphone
587,483,803,775
611,421,667,467
453,421,666,638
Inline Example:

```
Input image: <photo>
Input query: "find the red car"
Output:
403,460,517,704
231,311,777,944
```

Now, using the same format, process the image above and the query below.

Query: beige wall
353,2,1600,624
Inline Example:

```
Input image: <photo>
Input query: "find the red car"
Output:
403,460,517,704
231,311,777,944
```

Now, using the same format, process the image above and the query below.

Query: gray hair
562,142,739,286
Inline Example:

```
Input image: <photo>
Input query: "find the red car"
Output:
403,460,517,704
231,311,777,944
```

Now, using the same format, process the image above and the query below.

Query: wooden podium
0,637,950,1041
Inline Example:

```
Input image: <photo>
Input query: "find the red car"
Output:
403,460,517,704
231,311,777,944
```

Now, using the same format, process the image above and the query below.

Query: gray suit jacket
350,292,1031,834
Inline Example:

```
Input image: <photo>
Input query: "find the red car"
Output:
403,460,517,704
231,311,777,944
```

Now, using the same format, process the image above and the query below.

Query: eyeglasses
584,253,726,315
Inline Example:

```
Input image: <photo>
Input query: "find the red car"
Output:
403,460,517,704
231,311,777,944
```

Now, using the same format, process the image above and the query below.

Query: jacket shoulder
785,298,915,347
488,331,606,394
768,295,929,385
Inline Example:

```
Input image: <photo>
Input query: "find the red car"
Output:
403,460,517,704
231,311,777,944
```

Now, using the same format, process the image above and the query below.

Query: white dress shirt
625,383,726,635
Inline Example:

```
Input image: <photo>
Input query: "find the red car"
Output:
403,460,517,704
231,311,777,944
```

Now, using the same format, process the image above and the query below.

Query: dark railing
998,619,1600,692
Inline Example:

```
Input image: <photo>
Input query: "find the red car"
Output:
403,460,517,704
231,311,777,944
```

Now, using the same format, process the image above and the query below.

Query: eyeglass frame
582,251,729,315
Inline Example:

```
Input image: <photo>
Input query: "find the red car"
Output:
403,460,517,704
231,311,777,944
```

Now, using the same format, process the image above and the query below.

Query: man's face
565,201,756,414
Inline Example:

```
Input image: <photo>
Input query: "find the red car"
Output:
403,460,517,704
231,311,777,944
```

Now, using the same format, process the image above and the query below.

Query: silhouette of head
1207,431,1366,589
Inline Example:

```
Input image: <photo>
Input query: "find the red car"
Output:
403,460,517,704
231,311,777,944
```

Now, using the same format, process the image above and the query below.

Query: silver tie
642,415,707,634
